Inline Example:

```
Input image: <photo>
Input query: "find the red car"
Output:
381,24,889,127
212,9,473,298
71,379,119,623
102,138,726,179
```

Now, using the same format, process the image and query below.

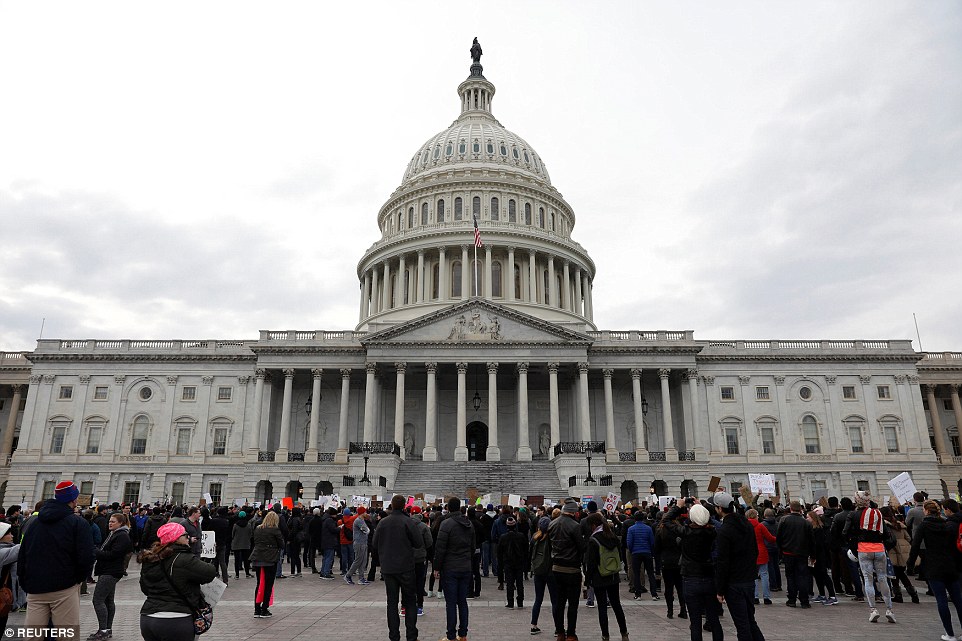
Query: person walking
845,492,896,624
499,516,528,609
18,480,96,628
657,506,688,619
807,511,837,605
775,501,814,609
909,499,962,640
529,516,557,636
711,492,765,641
548,498,587,641
231,511,254,579
248,511,285,618
209,507,232,585
138,522,216,641
87,512,133,640
665,502,721,641
434,498,476,641
344,506,371,585
880,506,918,603
373,495,422,641
745,509,774,606
584,512,629,641
626,511,658,600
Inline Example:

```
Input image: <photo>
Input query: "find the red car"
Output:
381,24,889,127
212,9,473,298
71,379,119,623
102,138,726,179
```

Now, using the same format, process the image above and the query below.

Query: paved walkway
9,570,946,640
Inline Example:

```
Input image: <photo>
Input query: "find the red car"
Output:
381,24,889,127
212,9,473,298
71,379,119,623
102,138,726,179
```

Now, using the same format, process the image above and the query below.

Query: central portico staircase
391,460,566,500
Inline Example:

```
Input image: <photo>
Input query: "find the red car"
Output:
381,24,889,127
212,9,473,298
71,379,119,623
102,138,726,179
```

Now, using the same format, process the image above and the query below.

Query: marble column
603,369,617,462
276,368,295,460
423,363,439,461
660,368,677,457
360,273,371,321
382,261,391,310
484,246,493,298
547,256,557,307
416,250,425,303
517,362,532,461
562,261,571,311
306,369,322,457
486,362,500,461
951,386,962,457
631,369,648,458
335,369,351,464
686,369,700,458
860,375,882,455
362,362,377,443
398,255,407,305
548,363,560,459
394,363,406,457
528,249,537,303
578,362,591,441
507,247,516,301
455,362,469,461
438,247,448,301
926,385,949,461
585,277,594,321
461,245,470,300
574,267,583,316
1,385,22,461
248,370,265,455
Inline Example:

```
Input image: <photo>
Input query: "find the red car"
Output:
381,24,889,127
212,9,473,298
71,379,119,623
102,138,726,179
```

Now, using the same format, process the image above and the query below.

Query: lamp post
584,447,596,485
358,454,371,487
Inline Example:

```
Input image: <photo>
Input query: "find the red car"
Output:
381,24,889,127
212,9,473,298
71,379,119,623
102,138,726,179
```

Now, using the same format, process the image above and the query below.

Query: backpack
594,537,621,578
530,535,552,575
343,521,353,541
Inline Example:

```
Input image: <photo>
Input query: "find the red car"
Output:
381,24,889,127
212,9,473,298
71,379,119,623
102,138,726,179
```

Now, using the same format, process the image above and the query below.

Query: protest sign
233,498,247,508
281,497,294,510
351,495,371,508
887,472,917,504
602,492,620,512
526,495,544,508
203,492,213,505
748,474,776,495
581,495,594,510
77,494,94,508
507,494,522,508
707,476,722,493
200,531,216,559
658,496,676,510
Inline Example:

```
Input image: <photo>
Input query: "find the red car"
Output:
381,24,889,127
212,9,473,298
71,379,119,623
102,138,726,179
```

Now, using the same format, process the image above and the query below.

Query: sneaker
530,627,542,635
260,609,273,618
359,579,371,585
86,632,109,641
941,635,958,641
885,609,896,623
823,597,838,606
651,595,660,601
678,611,688,619
800,602,811,609
812,596,825,603
428,590,435,597
869,608,880,623
417,607,423,616
633,594,641,600
852,596,864,602
753,598,759,605
785,601,797,608
586,600,595,608
344,576,354,585
506,603,515,609
763,599,772,605
276,574,287,579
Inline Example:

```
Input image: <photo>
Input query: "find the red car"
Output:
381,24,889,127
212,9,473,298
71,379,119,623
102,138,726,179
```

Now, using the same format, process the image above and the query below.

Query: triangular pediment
362,298,592,347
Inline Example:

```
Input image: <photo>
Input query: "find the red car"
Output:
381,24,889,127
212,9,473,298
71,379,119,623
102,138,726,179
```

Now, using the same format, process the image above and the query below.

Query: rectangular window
50,424,67,454
755,386,770,401
730,481,741,495
842,385,856,400
85,422,103,454
217,387,232,401
123,481,141,505
720,386,735,401
79,481,94,496
176,428,191,456
761,427,775,454
849,426,864,453
725,428,739,455
171,482,185,506
58,385,73,400
884,425,899,452
41,481,56,501
93,386,108,400
810,479,827,501
856,480,870,492
182,386,197,401
953,436,961,457
209,483,223,506
212,428,228,455
877,385,891,400
945,399,954,412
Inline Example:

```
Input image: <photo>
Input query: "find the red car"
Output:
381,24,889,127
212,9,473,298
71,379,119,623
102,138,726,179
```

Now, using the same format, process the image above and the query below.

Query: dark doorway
285,480,303,501
466,421,488,461
651,479,669,496
681,480,698,498
620,480,638,505
255,480,273,504
316,480,333,497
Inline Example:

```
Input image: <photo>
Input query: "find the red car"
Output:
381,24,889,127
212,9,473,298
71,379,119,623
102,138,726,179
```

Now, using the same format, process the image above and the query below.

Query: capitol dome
356,49,597,332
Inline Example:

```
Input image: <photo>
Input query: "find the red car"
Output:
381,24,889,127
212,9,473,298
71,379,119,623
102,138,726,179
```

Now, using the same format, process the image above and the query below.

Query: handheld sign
887,472,917,505
200,531,216,559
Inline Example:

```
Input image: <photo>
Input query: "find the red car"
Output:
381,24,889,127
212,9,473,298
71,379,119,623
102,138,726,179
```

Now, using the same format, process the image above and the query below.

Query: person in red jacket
338,508,357,575
746,509,776,605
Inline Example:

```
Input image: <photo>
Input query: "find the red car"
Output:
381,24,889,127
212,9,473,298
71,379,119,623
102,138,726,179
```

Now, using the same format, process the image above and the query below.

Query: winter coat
547,514,586,571
209,516,231,546
585,530,622,588
141,514,167,548
715,512,758,595
908,514,959,583
231,519,253,550
434,514,476,574
18,500,95,594
372,509,422,574
412,519,432,564
139,545,217,615
749,518,776,565
248,526,286,565
811,525,832,568
338,514,357,545
95,526,133,578
886,520,912,567
776,512,814,558
655,522,683,569
626,520,655,555
183,519,203,557
497,529,528,569
665,520,716,579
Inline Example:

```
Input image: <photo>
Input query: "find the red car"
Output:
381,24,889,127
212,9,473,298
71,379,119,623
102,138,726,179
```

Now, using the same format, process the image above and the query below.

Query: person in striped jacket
843,492,896,624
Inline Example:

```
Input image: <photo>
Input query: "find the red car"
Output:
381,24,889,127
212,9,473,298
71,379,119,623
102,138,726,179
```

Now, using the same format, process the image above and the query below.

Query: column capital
773,375,785,386
737,375,751,386
165,375,178,386
417,249,426,257
907,374,919,385
282,368,295,379
438,246,447,255
603,369,614,379
43,375,56,385
484,245,492,255
456,362,469,373
528,248,537,257
487,362,499,374
311,368,323,379
506,245,516,252
237,376,251,385
78,375,91,384
29,375,42,385
202,376,214,386
365,362,377,375
547,362,560,374
255,368,266,379
893,374,906,385
394,362,407,374
924,384,938,395
578,362,589,374
824,375,837,385
702,375,715,386
859,374,872,385
10,384,22,394
630,368,642,380
340,368,352,379
658,368,671,380
460,244,470,252
684,368,698,381
517,362,529,375
425,362,438,373
547,255,555,264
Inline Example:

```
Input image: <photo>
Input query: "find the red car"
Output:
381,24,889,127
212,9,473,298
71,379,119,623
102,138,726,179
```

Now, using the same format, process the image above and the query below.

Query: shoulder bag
160,553,214,634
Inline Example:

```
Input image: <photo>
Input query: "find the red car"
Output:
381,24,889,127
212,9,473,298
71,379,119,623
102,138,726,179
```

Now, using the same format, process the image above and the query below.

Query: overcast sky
1,2,960,353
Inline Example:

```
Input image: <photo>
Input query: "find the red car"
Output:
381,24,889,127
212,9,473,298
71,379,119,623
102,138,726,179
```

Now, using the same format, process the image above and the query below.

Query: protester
626,510,658,600
138,522,217,641
344,506,371,585
710,492,766,641
209,507,232,584
249,511,285,617
806,510,837,605
231,510,254,579
744,509,774,606
183,507,203,558
845,492,895,623
339,508,357,576
410,508,433,614
529,516,556,636
499,515,528,609
880,506,918,603
548,498,586,641
88,513,133,640
467,505,486,599
315,507,340,580
776,500,814,609
288,507,305,578
435,498,476,640
373,495,422,641
0,522,21,630
909,499,962,640
657,506,688,619
665,502,721,641
584,512,629,641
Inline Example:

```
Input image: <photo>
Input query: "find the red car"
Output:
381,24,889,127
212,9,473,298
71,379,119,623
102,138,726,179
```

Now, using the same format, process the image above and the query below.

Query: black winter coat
18,500,95,594
435,514,476,574
665,520,716,579
908,515,959,582
372,510,422,574
715,512,758,595
140,545,217,615
209,517,231,546
141,514,167,548
248,526,286,565
95,526,133,578
655,522,683,569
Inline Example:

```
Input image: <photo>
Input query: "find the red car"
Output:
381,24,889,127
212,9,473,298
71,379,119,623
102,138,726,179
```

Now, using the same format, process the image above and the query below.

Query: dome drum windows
472,140,480,154
512,147,520,160
490,197,499,221
458,141,466,155
433,147,440,160
524,203,532,225
491,261,502,297
500,144,508,156
486,141,494,154
454,197,463,221
408,207,415,228
437,199,445,222
538,207,545,228
446,143,453,156
472,196,481,219
508,199,516,223
451,261,462,298
421,203,429,226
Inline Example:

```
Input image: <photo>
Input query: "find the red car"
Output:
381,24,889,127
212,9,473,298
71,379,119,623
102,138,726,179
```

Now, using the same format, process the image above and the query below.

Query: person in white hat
0,522,21,629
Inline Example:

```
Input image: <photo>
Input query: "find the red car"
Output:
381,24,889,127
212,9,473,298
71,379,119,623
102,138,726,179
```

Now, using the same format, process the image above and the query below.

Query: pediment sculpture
447,311,502,341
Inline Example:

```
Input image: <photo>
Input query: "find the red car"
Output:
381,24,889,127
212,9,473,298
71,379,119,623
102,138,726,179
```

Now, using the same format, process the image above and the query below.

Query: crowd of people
1,482,961,641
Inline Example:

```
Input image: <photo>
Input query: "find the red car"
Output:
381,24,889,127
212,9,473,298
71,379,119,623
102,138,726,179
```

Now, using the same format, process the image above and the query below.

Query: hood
236,518,249,528
148,514,166,523
38,500,74,524
450,514,472,529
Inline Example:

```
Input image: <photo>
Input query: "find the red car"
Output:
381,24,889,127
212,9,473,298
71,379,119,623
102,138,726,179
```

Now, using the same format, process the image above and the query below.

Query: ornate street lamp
358,454,372,487
584,447,596,485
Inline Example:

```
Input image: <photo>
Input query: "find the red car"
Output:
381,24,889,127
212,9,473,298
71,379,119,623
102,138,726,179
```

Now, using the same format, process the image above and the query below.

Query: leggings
531,573,556,627
593,583,628,639
662,566,686,613
254,565,277,609
812,562,836,598
551,571,582,636
92,574,119,630
140,614,194,641
234,549,251,576
289,542,302,575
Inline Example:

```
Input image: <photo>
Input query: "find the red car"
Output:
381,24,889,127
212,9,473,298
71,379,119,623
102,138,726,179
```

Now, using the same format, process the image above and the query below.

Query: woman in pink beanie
137,521,217,641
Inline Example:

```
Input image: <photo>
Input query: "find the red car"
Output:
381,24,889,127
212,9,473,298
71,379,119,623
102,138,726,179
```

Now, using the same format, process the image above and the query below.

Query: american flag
473,215,483,248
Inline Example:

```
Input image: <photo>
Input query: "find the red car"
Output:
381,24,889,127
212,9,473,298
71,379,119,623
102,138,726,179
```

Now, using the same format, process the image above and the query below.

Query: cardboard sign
467,488,479,504
425,493,437,505
707,476,722,493
200,531,216,559
602,492,620,513
77,494,94,508
887,472,917,504
748,474,776,495
507,494,522,508
310,499,324,507
658,495,676,510
203,493,213,505
479,494,492,507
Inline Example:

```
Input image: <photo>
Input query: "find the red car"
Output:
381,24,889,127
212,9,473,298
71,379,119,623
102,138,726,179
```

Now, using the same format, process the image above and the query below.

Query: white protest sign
425,494,437,505
480,494,492,507
658,495,676,510
351,495,371,508
233,498,247,508
887,472,917,504
330,493,342,507
748,474,776,495
507,494,522,508
203,492,213,505
200,531,216,559
602,492,620,512
310,499,324,507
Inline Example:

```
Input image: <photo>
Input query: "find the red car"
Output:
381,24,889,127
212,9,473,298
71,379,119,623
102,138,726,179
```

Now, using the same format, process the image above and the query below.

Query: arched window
431,262,440,300
472,196,481,219
458,141,466,154
421,150,429,166
454,197,463,221
446,143,453,156
508,199,517,222
486,142,494,154
549,212,555,231
802,415,820,454
524,203,532,225
492,261,502,297
408,207,414,228
500,144,508,156
397,211,403,230
539,207,545,228
490,197,499,221
403,270,410,305
433,146,440,159
512,147,519,159
523,150,530,163
514,264,522,299
131,415,149,454
49,421,67,454
437,199,445,222
85,419,104,454
472,140,480,153
543,270,549,304
421,203,429,225
390,274,397,308
451,261,462,298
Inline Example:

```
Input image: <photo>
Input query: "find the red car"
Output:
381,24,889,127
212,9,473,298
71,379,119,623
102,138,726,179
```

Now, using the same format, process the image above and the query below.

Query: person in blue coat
626,511,658,600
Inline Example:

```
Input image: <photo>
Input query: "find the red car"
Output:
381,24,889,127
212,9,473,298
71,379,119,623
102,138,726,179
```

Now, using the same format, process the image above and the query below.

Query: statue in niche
404,425,417,457
538,425,551,456
470,38,482,64
447,315,467,341
488,316,501,340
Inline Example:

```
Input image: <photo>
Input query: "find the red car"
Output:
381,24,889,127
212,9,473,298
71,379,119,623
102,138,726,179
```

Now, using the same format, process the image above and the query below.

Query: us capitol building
1,44,960,507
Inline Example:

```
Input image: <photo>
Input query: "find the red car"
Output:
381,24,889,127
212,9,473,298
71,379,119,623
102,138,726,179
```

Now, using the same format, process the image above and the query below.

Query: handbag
0,565,13,617
160,553,214,635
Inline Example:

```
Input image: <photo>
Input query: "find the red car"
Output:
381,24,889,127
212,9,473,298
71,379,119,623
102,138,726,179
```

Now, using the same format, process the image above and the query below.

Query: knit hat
157,522,186,546
586,500,598,513
356,506,367,515
55,481,79,503
562,499,579,514
506,516,517,527
343,507,352,516
313,508,321,515
538,517,550,533
689,504,710,526
238,511,247,518
854,491,873,509
0,523,10,539
486,504,495,511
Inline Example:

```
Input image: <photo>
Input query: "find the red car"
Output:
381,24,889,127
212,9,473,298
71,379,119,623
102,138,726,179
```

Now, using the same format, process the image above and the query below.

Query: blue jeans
340,543,354,573
725,581,765,641
765,544,780,590
275,547,285,577
441,570,471,640
684,576,722,641
321,547,335,577
754,562,770,599
481,541,492,576
929,578,962,637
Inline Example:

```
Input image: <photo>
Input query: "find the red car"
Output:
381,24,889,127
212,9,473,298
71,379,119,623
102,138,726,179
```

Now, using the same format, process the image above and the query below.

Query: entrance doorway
285,480,303,501
466,421,488,461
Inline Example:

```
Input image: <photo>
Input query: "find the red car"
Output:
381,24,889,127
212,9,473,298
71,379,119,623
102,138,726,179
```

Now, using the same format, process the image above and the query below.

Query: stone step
391,460,566,499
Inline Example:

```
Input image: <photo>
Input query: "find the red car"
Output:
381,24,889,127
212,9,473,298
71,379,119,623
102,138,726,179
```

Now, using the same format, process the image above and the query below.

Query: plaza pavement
8,569,945,641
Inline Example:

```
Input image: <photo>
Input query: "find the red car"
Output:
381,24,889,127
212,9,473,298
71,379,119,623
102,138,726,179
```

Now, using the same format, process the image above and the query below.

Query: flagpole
473,241,479,297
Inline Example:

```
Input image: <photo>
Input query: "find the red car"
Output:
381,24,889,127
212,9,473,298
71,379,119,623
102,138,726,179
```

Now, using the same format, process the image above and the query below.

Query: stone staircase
391,460,566,500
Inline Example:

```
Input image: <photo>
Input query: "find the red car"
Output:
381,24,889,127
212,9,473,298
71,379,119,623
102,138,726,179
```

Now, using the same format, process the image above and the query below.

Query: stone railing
553,441,606,456
921,352,962,362
349,442,401,456
287,452,305,462
587,330,694,342
678,451,696,461
619,452,637,462
703,339,912,351
648,451,667,462
38,339,254,352
0,352,30,367
259,330,367,342
257,450,276,462
317,452,336,462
